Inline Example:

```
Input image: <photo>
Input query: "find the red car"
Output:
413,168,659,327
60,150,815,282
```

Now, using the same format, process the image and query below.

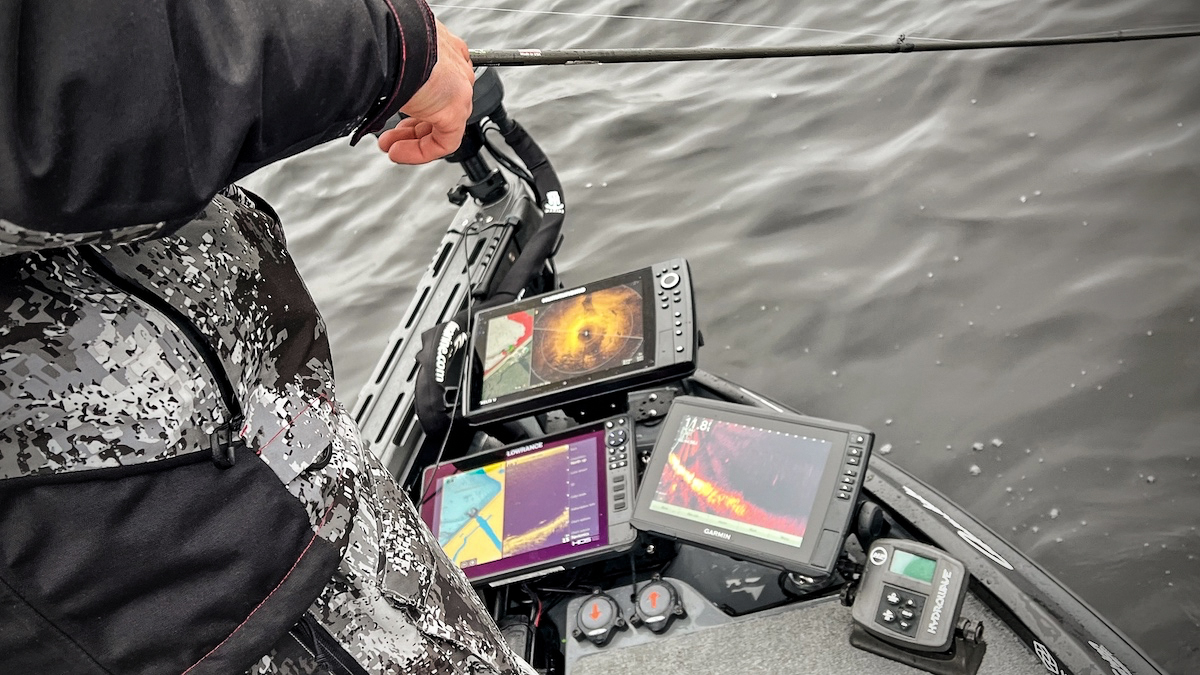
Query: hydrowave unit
352,69,1163,675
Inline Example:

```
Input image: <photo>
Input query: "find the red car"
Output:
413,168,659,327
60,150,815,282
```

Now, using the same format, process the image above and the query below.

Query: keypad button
837,492,851,500
886,592,900,605
900,609,914,620
847,457,861,466
881,610,896,623
848,447,862,457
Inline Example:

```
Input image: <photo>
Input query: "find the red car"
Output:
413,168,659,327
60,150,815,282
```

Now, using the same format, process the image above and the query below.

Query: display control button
613,474,626,484
674,311,682,318
847,456,861,466
676,345,684,353
659,272,681,290
886,592,900,605
661,303,669,310
841,476,854,484
881,610,896,623
854,434,867,444
675,329,683,336
837,492,851,500
618,418,626,425
614,500,626,511
607,429,627,446
672,263,680,270
605,421,614,429
848,447,862,457
844,469,859,477
579,595,618,632
675,320,682,327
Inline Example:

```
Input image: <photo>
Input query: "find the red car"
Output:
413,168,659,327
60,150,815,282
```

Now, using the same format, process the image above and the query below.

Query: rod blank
469,28,1200,67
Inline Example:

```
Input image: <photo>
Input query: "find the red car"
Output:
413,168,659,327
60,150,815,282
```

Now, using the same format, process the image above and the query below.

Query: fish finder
419,415,639,586
463,259,697,424
630,397,873,579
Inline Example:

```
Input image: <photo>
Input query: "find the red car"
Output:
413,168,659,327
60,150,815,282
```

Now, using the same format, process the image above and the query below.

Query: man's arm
0,0,459,235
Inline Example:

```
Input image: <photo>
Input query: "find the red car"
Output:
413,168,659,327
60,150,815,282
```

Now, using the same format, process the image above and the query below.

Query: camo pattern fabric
0,190,532,674
250,436,535,675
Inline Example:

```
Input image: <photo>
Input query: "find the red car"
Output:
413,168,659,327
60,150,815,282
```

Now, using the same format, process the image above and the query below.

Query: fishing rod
469,27,1200,67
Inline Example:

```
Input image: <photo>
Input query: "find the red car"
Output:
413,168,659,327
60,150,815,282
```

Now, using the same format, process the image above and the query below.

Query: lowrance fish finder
630,397,873,579
419,415,638,586
463,260,698,424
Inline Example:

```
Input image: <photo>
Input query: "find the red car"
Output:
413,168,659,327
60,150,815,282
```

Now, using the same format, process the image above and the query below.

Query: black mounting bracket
848,619,988,675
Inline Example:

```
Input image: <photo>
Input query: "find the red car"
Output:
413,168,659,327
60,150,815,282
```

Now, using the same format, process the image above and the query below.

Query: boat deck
566,580,1044,675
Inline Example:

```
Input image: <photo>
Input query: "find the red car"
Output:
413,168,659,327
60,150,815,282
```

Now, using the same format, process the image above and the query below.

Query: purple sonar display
421,428,609,581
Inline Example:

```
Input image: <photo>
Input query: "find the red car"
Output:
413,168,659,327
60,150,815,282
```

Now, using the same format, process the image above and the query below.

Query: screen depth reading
430,431,607,576
890,550,937,583
648,414,832,549
479,281,645,404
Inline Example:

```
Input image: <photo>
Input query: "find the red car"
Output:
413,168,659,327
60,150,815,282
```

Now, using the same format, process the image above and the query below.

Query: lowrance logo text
927,569,953,635
703,528,732,540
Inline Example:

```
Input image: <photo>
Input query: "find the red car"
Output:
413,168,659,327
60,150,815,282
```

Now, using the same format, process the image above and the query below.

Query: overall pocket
0,443,342,675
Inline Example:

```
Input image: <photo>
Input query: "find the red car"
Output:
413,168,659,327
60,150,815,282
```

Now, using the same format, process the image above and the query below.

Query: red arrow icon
590,602,602,620
649,591,660,609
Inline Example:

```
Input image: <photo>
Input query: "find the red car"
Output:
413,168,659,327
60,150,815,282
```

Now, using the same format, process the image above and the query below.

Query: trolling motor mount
445,67,509,205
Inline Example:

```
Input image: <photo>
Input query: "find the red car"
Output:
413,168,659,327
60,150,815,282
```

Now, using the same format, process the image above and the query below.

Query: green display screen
891,550,937,583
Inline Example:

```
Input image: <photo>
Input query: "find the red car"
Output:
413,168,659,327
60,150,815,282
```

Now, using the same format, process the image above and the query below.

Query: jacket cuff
351,0,437,145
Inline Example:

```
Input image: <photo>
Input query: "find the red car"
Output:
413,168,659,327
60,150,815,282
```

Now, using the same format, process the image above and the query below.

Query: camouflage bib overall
0,188,532,675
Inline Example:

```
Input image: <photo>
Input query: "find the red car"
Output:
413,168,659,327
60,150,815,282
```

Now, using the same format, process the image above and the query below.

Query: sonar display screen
647,414,833,549
478,280,646,405
421,428,609,580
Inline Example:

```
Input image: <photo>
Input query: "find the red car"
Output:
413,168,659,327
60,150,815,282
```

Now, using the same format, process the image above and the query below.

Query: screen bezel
466,267,656,416
631,398,849,573
419,421,614,582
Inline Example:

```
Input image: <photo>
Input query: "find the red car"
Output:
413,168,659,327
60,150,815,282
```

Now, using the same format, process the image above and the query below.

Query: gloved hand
378,20,475,164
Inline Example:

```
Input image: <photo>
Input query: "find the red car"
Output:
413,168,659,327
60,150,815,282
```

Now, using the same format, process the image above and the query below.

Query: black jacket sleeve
0,0,436,234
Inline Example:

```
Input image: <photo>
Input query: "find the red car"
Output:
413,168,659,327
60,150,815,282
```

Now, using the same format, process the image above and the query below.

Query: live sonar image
481,282,644,402
649,416,832,548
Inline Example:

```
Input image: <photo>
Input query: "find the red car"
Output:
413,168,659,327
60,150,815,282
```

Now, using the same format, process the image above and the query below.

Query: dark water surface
243,0,1200,669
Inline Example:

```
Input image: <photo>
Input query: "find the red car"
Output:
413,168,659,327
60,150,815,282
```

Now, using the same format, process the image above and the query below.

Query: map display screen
420,428,609,581
647,413,832,549
475,276,649,408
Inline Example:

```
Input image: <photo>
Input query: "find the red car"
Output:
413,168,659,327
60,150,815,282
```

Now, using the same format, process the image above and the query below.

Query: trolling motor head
444,67,510,206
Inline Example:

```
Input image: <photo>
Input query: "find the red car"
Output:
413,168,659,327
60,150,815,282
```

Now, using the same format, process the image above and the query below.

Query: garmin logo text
927,569,953,635
434,321,466,384
703,528,732,541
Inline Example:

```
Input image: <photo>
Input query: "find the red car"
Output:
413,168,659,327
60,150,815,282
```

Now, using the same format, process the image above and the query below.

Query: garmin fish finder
419,415,639,585
463,260,698,425
630,397,873,579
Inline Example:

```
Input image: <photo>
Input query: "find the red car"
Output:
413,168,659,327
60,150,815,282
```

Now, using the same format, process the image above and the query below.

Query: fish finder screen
647,414,832,549
478,280,646,405
421,429,609,580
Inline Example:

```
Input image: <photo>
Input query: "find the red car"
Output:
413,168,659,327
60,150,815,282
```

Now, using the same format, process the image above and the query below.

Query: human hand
378,20,475,164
